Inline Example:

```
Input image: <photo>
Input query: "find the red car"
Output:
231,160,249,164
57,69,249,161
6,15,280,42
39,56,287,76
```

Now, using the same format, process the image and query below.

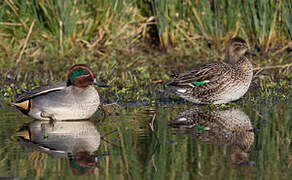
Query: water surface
0,96,291,179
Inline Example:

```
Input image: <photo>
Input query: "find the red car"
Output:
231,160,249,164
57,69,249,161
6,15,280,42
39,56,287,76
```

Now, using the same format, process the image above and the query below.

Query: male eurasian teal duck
166,37,255,104
13,64,108,121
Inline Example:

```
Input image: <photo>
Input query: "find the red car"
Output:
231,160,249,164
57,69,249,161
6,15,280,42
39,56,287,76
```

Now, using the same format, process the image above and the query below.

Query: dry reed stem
265,5,280,53
59,21,63,47
253,63,292,77
187,0,209,40
0,22,22,26
5,0,28,30
254,63,292,71
272,42,292,56
16,20,35,64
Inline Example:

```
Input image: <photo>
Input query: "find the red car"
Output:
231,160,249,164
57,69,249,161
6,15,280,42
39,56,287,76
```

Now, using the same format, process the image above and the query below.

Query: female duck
13,64,108,120
166,37,255,104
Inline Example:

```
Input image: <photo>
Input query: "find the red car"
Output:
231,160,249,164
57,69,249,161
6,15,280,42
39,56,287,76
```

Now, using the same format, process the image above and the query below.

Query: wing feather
167,62,231,88
15,82,66,103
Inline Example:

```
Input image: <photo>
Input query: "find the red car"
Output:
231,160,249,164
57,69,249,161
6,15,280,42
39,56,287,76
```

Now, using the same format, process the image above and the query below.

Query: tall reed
0,0,291,54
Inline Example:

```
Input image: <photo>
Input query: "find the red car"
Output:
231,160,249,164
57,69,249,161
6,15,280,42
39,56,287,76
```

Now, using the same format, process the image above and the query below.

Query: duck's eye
234,46,242,51
234,45,246,52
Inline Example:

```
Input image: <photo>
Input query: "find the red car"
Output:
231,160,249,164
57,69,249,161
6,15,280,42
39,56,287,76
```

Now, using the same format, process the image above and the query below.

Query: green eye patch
70,67,90,83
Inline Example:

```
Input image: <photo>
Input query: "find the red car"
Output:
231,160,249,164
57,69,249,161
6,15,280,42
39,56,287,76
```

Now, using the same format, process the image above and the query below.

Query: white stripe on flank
188,83,195,88
177,89,187,93
177,117,187,122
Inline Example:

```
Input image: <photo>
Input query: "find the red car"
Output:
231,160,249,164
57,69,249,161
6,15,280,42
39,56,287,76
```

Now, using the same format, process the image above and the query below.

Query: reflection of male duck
169,107,254,168
16,121,100,175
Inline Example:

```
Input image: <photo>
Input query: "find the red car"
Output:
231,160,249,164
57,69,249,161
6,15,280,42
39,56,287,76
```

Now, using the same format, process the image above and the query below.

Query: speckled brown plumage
169,107,254,167
166,37,254,104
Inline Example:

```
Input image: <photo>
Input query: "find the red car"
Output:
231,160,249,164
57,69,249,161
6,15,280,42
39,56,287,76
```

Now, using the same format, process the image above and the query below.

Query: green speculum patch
192,80,210,86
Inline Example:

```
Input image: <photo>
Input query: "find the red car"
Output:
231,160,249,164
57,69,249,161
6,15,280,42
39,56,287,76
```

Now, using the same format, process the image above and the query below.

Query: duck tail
11,101,29,110
11,100,31,114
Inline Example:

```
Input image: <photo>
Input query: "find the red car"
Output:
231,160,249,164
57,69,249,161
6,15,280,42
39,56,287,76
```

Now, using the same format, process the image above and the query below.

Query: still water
0,96,291,179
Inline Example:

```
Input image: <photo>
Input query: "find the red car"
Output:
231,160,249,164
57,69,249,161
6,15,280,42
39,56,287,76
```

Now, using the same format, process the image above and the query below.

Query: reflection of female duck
169,107,254,168
16,121,100,175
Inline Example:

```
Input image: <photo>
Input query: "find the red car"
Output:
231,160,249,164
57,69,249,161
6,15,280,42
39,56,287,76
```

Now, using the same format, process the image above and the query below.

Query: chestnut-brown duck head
67,64,108,88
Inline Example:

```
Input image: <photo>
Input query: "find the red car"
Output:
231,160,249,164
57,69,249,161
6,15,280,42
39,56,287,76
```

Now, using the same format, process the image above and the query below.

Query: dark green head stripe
70,67,90,83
